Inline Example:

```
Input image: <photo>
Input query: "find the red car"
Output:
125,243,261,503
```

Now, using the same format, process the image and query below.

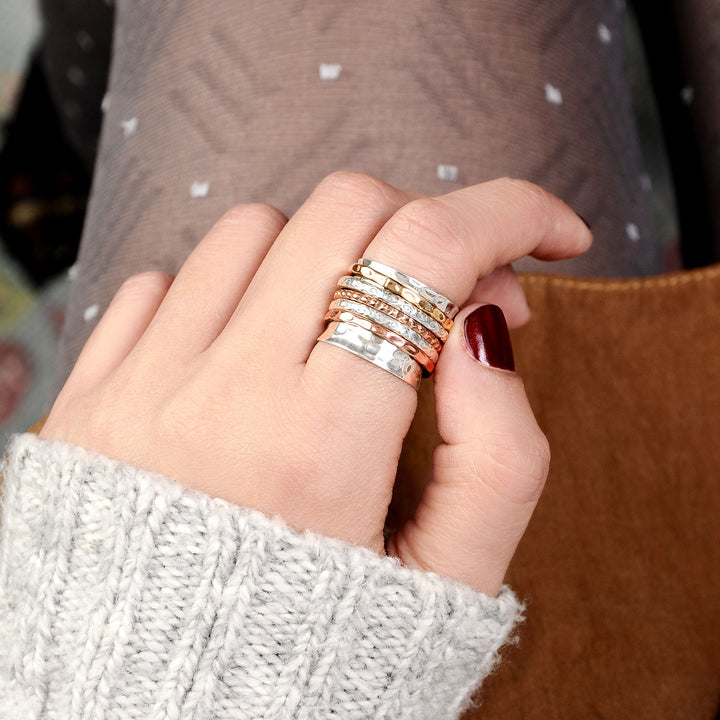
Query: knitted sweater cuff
0,434,522,719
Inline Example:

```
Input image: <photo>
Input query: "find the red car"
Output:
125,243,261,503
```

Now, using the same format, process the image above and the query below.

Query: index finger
363,177,592,308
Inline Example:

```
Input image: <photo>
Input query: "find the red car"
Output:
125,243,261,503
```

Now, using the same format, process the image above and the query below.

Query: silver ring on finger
318,259,458,389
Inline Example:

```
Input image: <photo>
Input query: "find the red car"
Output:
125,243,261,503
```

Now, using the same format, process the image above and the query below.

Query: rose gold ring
333,289,444,353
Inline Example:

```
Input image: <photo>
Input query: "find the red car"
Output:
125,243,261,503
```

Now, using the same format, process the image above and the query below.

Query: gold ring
350,264,454,331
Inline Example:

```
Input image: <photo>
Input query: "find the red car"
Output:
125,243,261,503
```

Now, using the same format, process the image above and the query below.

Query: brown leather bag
19,266,720,717
395,265,720,719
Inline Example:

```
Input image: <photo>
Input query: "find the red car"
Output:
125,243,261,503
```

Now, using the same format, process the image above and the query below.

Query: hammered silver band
318,320,422,389
328,298,438,359
356,258,459,318
337,276,449,341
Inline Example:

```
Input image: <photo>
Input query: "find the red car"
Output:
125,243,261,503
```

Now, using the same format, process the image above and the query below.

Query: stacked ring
337,276,449,341
332,289,444,353
327,300,439,360
317,258,459,389
350,264,455,330
355,258,459,317
318,321,424,389
324,308,438,374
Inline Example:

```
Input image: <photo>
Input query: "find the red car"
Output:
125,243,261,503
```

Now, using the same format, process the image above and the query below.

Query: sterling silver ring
319,259,458,389
356,258,459,318
318,321,422,389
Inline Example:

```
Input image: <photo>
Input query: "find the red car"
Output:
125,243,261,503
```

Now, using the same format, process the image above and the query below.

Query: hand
40,173,591,596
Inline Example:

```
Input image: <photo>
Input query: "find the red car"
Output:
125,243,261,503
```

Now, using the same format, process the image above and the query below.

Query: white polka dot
436,164,459,182
190,181,210,198
319,63,343,80
626,223,640,242
545,84,563,105
83,304,100,322
101,93,111,113
680,86,694,105
76,30,95,52
68,264,79,281
121,117,138,137
640,174,653,192
597,23,612,43
67,66,86,87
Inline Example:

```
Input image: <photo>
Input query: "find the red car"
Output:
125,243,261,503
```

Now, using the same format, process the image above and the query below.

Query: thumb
387,304,550,596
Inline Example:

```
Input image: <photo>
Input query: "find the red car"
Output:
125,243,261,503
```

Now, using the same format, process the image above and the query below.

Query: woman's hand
40,173,591,596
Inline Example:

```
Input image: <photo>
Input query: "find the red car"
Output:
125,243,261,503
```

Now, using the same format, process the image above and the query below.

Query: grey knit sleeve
0,433,522,719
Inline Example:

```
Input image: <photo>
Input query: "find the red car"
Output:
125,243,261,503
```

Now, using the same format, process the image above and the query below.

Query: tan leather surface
395,264,720,718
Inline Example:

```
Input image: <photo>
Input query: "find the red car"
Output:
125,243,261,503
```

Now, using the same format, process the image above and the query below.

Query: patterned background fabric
0,2,679,447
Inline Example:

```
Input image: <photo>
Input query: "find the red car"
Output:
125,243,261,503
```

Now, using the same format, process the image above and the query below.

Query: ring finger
138,203,288,359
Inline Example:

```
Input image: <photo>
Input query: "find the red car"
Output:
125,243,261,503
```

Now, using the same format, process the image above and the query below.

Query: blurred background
0,2,679,447
1,0,83,446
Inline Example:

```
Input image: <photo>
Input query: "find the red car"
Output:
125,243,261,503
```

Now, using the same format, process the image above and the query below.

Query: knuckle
384,197,470,274
117,271,174,300
313,171,403,213
469,428,551,506
395,197,465,244
489,177,558,234
516,179,556,217
490,177,551,205
217,202,287,233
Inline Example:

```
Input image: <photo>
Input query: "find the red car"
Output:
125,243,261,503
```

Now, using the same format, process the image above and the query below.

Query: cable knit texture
0,433,522,719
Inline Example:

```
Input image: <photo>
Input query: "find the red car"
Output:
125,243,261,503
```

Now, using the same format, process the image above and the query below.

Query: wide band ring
318,320,423,389
356,258,459,318
324,308,437,373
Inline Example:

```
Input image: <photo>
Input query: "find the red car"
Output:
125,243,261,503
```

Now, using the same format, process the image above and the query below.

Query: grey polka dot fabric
37,0,718,391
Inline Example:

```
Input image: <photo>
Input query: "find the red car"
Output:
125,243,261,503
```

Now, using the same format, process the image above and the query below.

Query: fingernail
463,305,515,371
575,212,592,231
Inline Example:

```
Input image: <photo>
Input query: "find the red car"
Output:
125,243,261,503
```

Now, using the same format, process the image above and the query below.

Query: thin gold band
357,258,459,317
350,264,454,330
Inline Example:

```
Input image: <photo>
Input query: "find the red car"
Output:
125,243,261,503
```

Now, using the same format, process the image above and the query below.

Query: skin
40,173,592,597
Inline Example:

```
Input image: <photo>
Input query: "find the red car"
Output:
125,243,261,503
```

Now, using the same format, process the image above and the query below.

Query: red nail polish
463,305,515,371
